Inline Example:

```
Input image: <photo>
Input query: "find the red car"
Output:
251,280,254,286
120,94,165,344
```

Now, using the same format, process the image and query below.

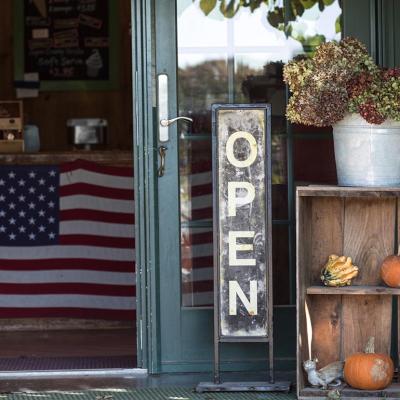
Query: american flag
0,159,135,320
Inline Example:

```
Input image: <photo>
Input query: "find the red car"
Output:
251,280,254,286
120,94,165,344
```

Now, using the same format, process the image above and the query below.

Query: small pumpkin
344,337,394,390
381,253,400,288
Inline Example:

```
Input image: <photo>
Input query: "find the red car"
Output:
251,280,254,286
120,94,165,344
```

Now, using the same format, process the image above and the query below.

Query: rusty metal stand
195,329,291,393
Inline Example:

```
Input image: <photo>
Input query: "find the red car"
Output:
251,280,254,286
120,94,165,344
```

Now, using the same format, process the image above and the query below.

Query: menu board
24,0,110,81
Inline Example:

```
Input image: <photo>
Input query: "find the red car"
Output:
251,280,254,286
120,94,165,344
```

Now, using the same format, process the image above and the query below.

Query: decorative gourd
381,248,400,287
344,337,394,390
320,255,359,287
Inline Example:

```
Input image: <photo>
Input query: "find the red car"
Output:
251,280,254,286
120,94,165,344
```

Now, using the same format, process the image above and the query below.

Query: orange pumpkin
381,255,400,287
344,337,394,390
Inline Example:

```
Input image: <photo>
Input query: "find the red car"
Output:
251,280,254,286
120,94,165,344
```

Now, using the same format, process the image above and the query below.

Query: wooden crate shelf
297,186,400,399
306,285,400,295
299,383,400,399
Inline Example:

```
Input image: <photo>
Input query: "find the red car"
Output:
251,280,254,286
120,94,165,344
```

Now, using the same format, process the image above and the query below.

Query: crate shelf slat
306,285,400,295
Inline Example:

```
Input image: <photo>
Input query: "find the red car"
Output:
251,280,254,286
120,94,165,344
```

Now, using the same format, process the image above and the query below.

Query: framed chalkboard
14,0,119,91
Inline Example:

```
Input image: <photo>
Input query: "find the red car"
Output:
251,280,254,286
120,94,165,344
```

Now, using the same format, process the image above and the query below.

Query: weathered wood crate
296,186,400,399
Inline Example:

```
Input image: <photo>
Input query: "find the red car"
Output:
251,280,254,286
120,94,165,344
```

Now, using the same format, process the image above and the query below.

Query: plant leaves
323,0,335,5
300,0,317,9
267,8,284,28
219,0,240,18
199,0,217,15
291,0,305,17
335,15,341,33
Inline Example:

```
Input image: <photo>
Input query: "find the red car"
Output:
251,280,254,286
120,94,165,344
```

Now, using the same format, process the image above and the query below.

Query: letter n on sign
212,104,272,340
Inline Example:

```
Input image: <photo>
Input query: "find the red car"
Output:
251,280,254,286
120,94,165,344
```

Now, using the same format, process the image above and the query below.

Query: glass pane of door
178,0,342,307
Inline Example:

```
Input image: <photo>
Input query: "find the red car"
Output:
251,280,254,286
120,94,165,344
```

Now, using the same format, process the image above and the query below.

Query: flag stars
9,203,16,210
9,233,16,240
0,179,4,186
29,218,35,225
0,210,5,217
29,187,36,194
49,170,56,177
0,225,6,233
18,210,26,218
29,171,36,178
18,179,25,187
48,232,56,239
38,194,45,201
48,217,55,224
18,195,26,202
0,195,5,202
38,225,46,233
28,233,36,240
48,201,55,209
8,218,16,225
38,210,45,217
28,202,36,210
8,171,15,179
19,226,26,233
38,178,45,186
48,186,55,193
8,187,16,194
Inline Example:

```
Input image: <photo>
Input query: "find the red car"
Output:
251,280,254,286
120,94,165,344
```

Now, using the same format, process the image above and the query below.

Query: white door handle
160,117,193,127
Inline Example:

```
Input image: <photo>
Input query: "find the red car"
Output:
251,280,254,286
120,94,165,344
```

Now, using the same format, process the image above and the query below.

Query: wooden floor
0,328,136,358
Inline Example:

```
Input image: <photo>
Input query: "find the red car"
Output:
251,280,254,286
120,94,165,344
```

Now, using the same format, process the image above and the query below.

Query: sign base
195,381,291,393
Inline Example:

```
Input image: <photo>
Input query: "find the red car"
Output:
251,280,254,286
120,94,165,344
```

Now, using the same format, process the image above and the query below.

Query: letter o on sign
226,131,257,168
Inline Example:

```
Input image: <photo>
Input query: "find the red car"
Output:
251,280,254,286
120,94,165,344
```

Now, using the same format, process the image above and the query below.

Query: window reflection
178,0,342,307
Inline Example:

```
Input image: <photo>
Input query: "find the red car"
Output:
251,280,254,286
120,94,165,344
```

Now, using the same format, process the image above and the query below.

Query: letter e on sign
212,104,272,339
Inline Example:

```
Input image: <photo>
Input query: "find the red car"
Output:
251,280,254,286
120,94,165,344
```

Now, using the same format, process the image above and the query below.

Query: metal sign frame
197,104,290,393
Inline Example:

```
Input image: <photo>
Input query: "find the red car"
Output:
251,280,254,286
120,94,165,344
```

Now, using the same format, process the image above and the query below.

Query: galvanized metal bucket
333,113,400,187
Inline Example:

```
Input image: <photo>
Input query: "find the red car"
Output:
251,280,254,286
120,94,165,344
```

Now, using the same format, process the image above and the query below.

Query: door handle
160,116,193,127
158,146,167,177
157,73,193,142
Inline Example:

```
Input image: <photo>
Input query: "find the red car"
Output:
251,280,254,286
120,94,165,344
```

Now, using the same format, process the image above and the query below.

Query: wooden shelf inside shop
306,285,400,295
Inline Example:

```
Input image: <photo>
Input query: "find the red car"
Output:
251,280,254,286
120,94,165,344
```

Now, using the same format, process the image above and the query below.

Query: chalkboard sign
14,0,118,90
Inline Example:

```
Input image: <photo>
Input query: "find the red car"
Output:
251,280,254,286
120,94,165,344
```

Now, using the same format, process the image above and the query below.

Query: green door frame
131,0,161,372
132,0,383,374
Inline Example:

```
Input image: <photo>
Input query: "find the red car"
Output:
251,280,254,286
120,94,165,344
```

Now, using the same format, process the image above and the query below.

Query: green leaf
323,0,335,5
300,0,318,9
335,15,341,34
291,0,305,17
199,0,217,15
219,0,240,18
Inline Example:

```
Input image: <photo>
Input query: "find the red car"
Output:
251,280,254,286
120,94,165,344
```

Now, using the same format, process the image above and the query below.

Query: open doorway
0,0,136,372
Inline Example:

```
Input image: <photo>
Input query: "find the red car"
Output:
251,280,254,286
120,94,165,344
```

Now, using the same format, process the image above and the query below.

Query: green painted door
150,0,371,373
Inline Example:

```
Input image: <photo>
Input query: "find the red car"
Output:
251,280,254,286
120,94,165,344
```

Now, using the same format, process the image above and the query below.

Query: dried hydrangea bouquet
283,38,400,187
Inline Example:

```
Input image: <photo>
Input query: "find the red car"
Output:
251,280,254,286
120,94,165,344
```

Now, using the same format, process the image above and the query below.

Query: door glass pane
178,0,342,307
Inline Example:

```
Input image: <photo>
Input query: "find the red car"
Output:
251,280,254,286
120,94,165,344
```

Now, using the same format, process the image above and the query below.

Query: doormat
1,388,296,400
0,356,136,371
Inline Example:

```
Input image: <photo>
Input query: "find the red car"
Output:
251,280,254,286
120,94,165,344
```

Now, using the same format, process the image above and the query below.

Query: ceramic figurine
303,359,344,389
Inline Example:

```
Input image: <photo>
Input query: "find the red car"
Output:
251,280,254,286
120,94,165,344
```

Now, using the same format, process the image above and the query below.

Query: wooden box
297,186,400,399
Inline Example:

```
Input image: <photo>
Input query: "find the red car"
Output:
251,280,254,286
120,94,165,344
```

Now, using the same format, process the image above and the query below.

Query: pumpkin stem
365,336,375,354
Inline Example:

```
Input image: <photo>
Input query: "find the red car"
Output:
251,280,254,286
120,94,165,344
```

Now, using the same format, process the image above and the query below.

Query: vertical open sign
212,104,272,340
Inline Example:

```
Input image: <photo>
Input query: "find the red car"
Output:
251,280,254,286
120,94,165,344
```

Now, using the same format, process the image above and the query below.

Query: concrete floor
0,370,295,393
